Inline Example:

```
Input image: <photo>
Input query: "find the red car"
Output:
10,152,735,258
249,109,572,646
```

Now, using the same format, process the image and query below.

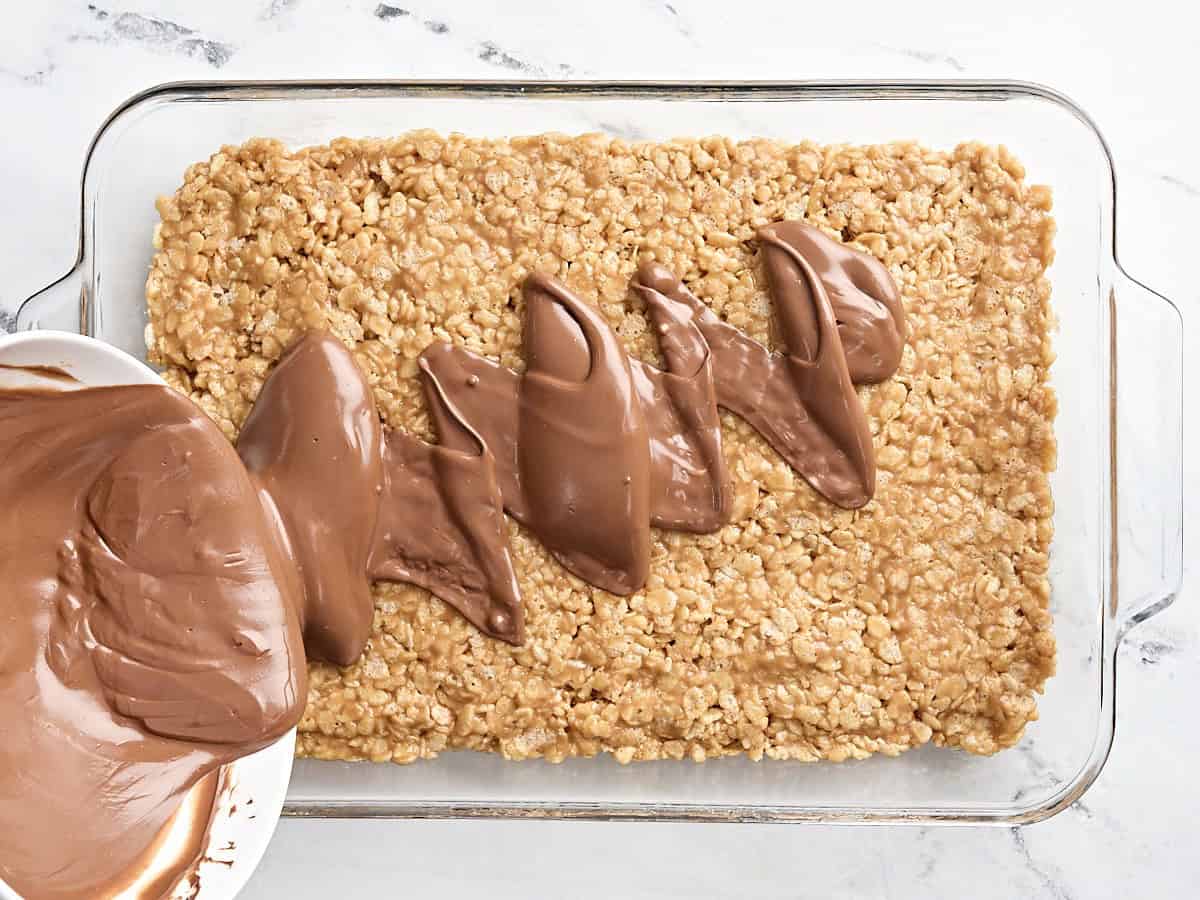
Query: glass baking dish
13,80,1182,825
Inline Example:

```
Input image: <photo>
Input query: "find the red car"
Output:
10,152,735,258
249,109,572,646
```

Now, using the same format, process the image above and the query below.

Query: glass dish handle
14,265,86,334
1114,268,1183,639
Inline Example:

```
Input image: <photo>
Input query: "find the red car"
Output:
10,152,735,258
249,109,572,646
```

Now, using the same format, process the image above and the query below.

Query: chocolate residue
0,362,77,383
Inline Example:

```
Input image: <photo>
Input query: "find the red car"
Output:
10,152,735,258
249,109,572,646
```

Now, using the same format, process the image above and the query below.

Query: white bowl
0,330,294,900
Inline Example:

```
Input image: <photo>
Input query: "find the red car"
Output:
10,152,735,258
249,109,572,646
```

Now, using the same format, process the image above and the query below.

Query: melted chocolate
369,363,522,645
517,274,652,594
634,234,876,507
759,220,906,383
423,220,905,574
237,333,383,666
0,347,519,897
0,385,306,900
0,220,901,898
237,332,523,652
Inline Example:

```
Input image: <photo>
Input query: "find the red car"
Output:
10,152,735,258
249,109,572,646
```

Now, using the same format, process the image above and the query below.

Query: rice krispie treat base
147,132,1057,763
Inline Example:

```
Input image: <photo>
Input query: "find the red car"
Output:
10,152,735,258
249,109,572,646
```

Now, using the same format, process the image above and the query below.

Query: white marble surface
1,1,1196,897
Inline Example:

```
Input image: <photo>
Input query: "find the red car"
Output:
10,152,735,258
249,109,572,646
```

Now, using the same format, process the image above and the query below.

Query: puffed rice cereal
146,133,1057,763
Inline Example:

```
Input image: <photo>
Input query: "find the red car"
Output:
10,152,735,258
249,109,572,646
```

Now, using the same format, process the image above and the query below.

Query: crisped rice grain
146,133,1057,763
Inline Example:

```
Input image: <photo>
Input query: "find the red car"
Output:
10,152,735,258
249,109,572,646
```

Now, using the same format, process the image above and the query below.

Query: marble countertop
1,2,1195,897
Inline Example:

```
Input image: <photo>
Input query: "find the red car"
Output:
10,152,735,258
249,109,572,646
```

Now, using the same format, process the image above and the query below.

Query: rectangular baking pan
14,80,1183,825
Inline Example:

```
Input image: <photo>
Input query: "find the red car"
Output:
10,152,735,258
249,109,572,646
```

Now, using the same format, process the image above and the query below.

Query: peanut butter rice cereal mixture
146,132,1057,763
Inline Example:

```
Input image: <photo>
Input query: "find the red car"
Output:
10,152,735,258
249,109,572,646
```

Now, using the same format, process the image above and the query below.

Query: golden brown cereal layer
146,133,1057,763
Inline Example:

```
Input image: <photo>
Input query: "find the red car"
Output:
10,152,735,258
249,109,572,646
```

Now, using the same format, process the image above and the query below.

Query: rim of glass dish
24,78,1154,826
